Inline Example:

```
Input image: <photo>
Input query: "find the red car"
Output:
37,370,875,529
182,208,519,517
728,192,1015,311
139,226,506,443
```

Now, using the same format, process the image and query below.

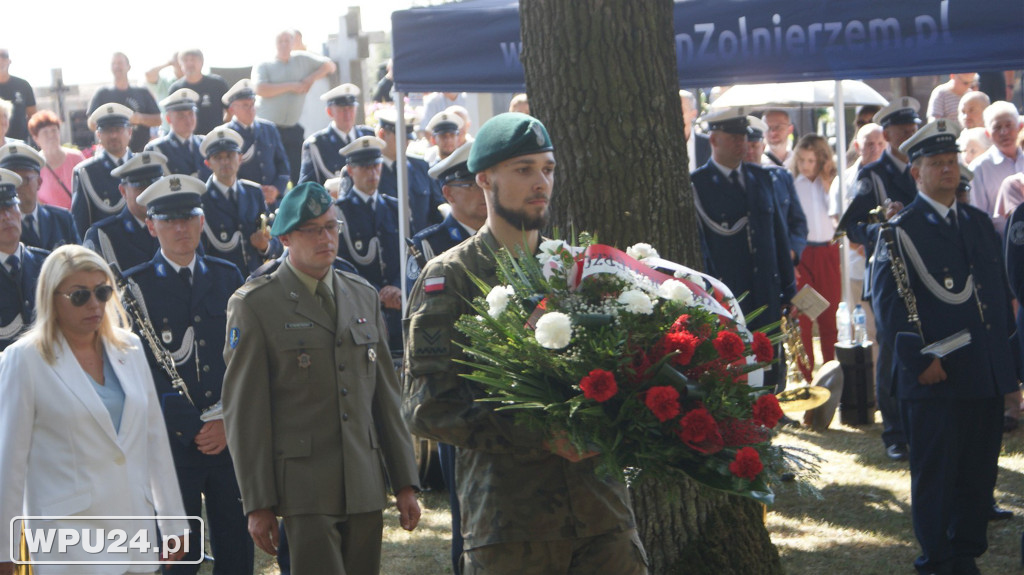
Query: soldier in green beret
404,113,648,574
221,182,421,574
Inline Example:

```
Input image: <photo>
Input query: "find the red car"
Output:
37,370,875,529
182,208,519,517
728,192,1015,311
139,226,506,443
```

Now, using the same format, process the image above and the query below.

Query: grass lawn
213,411,1021,574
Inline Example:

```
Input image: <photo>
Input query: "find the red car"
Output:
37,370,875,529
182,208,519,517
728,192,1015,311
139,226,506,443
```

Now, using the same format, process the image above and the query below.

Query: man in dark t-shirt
87,52,161,153
168,49,228,136
0,48,37,141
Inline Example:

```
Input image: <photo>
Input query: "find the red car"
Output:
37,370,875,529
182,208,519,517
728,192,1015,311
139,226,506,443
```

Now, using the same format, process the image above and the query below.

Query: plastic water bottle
852,304,867,344
836,301,851,344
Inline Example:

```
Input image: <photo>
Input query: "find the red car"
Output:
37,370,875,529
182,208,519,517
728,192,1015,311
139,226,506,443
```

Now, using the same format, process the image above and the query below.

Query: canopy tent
388,0,1024,306
392,0,1024,92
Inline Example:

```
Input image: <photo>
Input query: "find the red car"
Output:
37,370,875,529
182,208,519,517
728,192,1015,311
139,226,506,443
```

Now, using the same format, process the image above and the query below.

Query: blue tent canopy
392,0,1024,92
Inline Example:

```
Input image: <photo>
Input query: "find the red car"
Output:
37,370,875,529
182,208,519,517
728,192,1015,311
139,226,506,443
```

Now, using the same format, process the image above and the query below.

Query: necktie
116,157,124,167
23,214,35,236
729,170,744,198
179,267,192,287
7,254,20,280
316,280,337,321
946,210,958,230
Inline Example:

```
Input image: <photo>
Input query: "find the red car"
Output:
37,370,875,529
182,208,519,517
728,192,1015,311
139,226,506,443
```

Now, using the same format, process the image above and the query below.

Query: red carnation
752,332,774,363
752,394,784,429
719,418,770,446
664,330,699,366
579,369,619,403
729,447,764,480
713,331,745,362
671,314,691,332
678,408,723,453
644,386,681,422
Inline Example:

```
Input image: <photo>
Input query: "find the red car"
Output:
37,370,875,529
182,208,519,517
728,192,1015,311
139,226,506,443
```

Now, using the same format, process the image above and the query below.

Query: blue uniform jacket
83,208,160,275
21,204,79,251
0,245,48,351
298,124,375,185
763,165,808,263
144,134,212,181
691,161,796,331
379,157,444,234
871,197,1019,400
124,252,243,467
406,213,472,289
336,190,403,353
226,118,290,192
842,150,917,247
201,177,281,275
1001,204,1024,378
71,149,132,238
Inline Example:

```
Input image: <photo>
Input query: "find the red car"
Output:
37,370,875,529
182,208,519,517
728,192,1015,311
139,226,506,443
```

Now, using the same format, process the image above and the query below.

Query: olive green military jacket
223,262,419,517
404,225,635,549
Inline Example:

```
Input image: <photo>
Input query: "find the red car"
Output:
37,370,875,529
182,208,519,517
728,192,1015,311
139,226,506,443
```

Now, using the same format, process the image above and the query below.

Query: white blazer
0,329,188,574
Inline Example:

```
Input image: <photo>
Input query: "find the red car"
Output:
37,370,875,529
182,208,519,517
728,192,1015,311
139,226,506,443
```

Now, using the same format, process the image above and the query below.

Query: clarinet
116,274,197,409
877,220,925,340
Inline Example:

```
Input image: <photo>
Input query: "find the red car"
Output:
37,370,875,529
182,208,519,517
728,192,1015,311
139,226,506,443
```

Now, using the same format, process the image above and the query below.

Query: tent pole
834,80,851,314
397,92,410,316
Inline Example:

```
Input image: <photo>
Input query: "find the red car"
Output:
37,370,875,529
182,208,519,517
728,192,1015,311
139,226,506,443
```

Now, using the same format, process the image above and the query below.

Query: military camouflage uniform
404,225,647,574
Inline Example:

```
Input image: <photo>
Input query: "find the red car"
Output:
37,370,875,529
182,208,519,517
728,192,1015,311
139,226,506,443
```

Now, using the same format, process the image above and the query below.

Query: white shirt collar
917,191,956,220
1,244,22,269
330,123,353,141
352,188,377,205
161,250,196,274
710,158,744,188
885,148,908,172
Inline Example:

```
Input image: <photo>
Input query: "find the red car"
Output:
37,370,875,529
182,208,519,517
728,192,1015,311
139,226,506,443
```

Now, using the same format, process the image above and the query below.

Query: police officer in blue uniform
423,110,465,166
0,169,48,352
746,115,808,265
376,108,445,234
0,144,78,251
298,84,375,185
145,89,211,181
83,151,168,274
690,108,796,392
71,103,135,238
871,120,1019,575
123,174,253,574
199,128,280,276
221,79,290,211
838,98,922,461
407,141,484,287
336,135,404,355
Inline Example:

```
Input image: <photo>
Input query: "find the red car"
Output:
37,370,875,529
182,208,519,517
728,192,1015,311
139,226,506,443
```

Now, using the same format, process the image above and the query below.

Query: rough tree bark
519,1,784,573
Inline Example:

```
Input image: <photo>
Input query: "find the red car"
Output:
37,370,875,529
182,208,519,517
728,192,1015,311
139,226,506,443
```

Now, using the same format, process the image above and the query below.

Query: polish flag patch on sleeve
424,276,446,293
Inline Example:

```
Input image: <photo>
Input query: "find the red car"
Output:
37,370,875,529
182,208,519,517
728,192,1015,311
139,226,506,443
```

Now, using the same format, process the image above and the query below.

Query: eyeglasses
56,284,115,307
294,220,342,236
447,182,482,191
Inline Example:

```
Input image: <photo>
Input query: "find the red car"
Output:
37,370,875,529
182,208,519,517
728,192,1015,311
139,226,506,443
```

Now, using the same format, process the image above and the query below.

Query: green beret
467,112,553,173
271,182,334,236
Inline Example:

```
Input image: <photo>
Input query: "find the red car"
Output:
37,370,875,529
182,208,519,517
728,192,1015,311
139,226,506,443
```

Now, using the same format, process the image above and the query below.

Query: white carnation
658,279,695,305
626,242,660,261
486,285,515,318
536,239,571,268
534,312,572,349
617,289,654,315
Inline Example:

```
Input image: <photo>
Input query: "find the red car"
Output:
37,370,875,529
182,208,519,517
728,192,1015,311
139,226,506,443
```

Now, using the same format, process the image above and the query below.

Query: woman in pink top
28,110,85,209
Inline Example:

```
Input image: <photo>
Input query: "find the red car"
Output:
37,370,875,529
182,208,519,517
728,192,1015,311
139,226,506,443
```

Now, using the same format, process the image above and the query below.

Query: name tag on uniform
285,322,314,330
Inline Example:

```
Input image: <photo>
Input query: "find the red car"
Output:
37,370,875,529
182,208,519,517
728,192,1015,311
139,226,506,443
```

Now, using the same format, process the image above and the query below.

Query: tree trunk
520,1,783,573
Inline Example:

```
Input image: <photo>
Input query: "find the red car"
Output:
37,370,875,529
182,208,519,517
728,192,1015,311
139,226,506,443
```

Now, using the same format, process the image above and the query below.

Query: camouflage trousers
462,528,648,575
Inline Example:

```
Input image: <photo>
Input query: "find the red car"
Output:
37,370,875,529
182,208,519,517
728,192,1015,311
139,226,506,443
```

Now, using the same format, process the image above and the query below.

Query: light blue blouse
86,351,125,433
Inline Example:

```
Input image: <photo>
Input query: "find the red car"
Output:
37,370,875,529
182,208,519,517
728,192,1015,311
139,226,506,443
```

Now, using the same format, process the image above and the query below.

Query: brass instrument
877,218,925,340
116,275,196,408
781,315,812,387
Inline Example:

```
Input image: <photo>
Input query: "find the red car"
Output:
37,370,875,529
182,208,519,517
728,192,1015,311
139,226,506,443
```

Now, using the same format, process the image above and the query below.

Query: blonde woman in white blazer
0,245,188,575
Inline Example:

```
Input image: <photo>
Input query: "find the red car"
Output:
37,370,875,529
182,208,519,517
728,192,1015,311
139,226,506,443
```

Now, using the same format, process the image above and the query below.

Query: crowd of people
0,31,1022,574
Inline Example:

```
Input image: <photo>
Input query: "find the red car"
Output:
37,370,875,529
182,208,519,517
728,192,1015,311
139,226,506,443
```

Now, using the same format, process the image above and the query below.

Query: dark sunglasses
56,284,115,307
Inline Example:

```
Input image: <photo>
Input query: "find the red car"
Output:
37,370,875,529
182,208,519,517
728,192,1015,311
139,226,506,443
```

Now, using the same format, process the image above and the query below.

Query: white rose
534,312,572,349
626,242,660,261
658,279,695,305
617,289,654,315
486,285,515,318
536,239,571,268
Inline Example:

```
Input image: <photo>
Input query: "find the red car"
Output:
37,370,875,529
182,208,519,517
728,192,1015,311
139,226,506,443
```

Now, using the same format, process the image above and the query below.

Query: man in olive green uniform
222,182,421,575
404,113,647,574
